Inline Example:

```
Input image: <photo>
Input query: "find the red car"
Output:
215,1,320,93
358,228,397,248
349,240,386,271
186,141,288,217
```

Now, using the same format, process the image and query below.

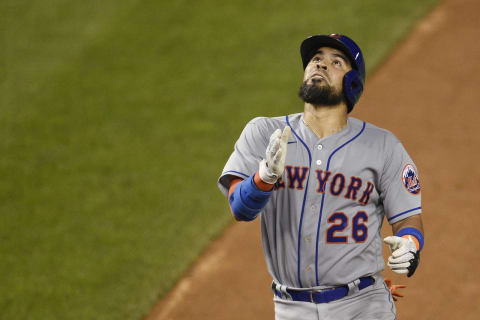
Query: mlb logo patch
402,164,421,195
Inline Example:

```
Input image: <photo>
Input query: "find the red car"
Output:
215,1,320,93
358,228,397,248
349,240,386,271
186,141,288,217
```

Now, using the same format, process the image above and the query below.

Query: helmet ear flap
343,70,364,113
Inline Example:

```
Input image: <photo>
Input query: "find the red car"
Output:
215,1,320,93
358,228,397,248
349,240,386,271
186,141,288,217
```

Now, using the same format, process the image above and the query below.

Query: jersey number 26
326,211,368,243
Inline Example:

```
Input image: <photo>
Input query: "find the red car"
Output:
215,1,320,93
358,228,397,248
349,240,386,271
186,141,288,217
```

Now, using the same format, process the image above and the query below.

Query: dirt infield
147,0,480,318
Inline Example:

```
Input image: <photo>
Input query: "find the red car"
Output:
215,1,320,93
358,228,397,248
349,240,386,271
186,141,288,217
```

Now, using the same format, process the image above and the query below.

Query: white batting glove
259,126,291,184
384,236,420,277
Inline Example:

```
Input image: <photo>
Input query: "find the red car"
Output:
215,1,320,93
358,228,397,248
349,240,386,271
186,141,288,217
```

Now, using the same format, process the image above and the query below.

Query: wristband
396,227,424,251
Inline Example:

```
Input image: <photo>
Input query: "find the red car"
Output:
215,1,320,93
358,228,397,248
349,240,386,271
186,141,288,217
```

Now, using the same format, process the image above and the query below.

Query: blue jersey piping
314,121,366,286
223,170,249,179
387,207,422,223
286,115,312,288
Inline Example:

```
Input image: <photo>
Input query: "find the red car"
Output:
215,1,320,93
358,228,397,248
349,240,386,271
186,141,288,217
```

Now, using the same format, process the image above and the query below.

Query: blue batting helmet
300,34,366,113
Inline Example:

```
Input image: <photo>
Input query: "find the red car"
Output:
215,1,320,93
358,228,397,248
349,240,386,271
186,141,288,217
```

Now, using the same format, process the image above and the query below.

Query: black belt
272,276,375,304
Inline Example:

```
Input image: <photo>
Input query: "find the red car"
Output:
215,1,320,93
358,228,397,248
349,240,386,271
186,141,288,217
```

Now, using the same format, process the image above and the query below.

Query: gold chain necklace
304,118,323,138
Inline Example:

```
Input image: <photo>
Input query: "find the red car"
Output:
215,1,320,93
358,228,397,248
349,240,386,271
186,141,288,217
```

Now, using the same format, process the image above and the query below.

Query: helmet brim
300,35,358,70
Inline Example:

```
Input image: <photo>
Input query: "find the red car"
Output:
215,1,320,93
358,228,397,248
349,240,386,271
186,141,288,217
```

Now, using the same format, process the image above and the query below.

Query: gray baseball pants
273,276,396,320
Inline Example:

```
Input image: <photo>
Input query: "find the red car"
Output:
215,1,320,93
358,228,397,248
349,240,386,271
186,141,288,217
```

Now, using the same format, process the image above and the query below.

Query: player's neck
303,103,348,139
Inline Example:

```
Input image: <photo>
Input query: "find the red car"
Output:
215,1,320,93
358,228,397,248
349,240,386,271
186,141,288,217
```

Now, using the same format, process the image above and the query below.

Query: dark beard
298,81,344,106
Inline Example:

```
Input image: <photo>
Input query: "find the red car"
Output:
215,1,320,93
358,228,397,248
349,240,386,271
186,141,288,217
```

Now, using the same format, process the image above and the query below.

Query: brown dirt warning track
147,0,480,318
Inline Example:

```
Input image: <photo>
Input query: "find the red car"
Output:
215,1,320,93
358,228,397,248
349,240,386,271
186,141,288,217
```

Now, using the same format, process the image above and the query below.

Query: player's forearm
227,173,274,221
392,214,424,235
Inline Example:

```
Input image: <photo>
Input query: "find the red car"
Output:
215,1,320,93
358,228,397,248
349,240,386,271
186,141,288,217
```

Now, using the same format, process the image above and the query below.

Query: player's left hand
384,278,406,301
384,236,420,277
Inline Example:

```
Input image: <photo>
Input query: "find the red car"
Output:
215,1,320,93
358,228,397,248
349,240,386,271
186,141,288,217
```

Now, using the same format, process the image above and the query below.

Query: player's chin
310,78,328,87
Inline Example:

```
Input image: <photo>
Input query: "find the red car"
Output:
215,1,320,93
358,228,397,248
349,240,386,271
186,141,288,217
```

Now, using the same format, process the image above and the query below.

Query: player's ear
343,70,363,113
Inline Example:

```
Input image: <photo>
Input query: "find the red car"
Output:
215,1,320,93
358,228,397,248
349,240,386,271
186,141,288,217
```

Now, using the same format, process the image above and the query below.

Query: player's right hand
384,236,420,277
259,126,291,184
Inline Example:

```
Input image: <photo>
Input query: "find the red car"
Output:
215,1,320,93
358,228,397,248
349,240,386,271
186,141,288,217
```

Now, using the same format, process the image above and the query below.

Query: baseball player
218,34,424,319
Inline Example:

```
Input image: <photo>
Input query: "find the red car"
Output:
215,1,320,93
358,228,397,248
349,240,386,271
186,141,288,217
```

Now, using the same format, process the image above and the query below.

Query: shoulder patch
402,164,421,195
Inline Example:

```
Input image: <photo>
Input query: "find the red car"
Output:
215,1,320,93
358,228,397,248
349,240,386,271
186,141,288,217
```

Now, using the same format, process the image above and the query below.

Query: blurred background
1,0,456,319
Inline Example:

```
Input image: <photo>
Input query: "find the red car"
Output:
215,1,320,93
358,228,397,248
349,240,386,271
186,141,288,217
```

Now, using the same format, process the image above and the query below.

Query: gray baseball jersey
218,113,421,289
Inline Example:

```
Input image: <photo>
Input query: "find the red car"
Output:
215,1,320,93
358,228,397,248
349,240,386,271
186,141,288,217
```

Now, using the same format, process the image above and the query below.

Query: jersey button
316,160,322,166
317,144,323,150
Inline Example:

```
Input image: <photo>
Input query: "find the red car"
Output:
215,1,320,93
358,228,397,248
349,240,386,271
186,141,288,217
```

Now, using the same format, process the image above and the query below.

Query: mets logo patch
402,164,421,195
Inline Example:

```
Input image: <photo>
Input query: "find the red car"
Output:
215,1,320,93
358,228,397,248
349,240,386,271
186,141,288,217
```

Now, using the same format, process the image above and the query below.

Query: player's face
303,47,352,93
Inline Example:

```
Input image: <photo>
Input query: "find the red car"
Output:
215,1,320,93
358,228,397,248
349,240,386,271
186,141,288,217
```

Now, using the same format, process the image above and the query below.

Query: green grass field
1,0,438,319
